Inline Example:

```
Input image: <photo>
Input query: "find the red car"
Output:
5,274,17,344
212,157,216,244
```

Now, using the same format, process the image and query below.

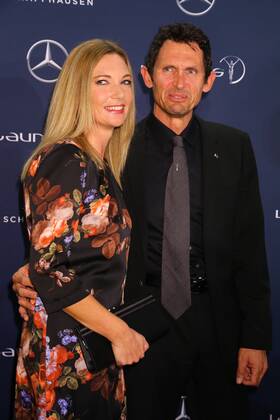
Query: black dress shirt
145,113,204,286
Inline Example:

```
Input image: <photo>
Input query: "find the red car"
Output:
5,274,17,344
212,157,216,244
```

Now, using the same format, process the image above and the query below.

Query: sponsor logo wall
0,1,279,419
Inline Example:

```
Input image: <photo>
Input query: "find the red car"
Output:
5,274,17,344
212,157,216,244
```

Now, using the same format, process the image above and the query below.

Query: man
13,23,271,420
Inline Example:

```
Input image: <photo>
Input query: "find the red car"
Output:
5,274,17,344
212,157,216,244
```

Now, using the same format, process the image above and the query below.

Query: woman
14,39,148,420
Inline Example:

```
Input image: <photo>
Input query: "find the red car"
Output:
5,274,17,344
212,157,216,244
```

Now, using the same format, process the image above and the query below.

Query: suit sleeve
234,135,272,350
26,145,91,314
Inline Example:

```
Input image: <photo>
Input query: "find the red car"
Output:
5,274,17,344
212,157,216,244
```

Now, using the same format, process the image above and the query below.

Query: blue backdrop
0,1,279,418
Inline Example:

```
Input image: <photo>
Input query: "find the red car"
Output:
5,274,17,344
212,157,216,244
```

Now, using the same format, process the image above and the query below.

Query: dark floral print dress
15,142,131,420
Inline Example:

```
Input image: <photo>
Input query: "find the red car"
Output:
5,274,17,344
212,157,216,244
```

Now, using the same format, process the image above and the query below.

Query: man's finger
257,361,268,385
260,361,268,381
242,362,265,386
236,364,246,384
12,264,33,287
18,297,34,311
19,306,29,322
13,283,37,299
12,272,33,288
248,365,259,386
18,287,37,300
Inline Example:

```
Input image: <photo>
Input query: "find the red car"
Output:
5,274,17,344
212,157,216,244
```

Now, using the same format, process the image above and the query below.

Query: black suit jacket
123,115,272,361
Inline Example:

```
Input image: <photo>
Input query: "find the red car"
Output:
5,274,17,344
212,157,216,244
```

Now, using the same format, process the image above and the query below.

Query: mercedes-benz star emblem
26,40,68,83
176,0,215,16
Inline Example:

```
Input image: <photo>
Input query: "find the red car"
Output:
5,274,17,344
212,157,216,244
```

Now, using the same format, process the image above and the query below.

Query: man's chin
165,107,192,118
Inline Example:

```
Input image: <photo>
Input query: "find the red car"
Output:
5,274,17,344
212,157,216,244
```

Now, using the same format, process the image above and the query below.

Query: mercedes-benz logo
175,397,191,420
219,56,246,85
26,40,68,83
176,0,215,16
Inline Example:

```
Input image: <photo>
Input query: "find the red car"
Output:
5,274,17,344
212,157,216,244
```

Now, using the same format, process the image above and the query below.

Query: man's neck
153,108,193,135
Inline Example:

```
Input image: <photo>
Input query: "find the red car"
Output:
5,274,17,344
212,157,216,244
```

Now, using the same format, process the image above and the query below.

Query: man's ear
140,65,154,89
202,70,216,94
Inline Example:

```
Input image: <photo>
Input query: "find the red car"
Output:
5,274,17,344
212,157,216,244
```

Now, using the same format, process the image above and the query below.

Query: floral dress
15,142,131,420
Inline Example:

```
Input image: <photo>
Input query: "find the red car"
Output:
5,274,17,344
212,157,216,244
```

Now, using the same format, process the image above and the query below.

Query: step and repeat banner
0,1,279,418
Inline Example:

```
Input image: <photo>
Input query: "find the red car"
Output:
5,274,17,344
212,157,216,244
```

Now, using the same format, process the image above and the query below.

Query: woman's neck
86,126,113,159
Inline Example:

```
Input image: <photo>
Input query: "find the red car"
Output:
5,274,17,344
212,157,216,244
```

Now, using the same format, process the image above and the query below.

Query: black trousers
125,292,249,420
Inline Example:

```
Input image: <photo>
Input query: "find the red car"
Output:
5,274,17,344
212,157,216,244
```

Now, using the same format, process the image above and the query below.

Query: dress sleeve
25,143,96,314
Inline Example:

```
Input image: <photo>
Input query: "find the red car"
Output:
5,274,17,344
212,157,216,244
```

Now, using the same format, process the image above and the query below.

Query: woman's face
90,53,133,131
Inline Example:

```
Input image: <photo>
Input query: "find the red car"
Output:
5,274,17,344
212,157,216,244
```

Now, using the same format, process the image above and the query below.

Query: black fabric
122,114,271,419
123,115,271,352
125,293,249,420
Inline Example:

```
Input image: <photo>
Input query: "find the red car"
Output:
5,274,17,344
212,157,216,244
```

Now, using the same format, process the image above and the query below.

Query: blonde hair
22,39,135,186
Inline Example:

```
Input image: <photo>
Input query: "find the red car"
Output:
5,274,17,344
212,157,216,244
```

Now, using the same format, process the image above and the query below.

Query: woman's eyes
95,79,132,86
121,79,132,85
95,79,108,85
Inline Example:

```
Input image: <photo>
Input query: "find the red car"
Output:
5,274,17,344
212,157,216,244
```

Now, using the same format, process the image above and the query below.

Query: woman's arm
12,265,149,364
12,264,149,365
65,294,149,365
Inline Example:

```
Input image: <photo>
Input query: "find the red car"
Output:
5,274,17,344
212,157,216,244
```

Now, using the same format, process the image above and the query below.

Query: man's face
141,40,215,126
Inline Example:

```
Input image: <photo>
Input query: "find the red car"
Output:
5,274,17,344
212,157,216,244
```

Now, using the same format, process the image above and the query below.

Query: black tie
161,135,191,319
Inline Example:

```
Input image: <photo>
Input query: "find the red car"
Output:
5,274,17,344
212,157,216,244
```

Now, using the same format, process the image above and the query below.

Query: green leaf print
63,366,72,375
73,231,81,243
58,376,68,388
49,242,57,254
67,376,79,390
73,189,82,204
43,253,55,261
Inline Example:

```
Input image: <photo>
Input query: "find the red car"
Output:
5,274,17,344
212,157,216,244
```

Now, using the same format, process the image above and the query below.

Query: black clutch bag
75,294,169,373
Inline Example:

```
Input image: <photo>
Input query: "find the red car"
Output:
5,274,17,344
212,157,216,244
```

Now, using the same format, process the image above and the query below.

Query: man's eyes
186,68,197,75
162,67,198,74
163,66,175,72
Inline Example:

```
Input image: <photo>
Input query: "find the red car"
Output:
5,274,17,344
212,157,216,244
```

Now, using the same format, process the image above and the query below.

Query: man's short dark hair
145,23,212,80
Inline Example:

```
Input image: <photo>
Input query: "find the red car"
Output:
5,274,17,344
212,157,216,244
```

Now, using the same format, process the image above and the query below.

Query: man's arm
234,134,271,386
12,264,37,321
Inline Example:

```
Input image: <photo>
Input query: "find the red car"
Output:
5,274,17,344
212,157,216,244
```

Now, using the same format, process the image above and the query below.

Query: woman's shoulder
38,141,89,167
27,141,90,179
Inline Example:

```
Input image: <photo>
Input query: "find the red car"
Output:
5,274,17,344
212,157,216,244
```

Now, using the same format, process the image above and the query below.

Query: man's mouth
168,93,188,102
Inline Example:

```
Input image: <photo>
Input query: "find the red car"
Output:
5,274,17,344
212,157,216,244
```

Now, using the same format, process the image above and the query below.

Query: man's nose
173,71,185,89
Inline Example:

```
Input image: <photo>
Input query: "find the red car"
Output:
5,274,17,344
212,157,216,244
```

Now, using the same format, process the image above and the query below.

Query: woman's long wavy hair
22,39,136,186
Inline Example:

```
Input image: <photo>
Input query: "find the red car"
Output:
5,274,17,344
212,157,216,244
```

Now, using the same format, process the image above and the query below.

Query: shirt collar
147,113,198,153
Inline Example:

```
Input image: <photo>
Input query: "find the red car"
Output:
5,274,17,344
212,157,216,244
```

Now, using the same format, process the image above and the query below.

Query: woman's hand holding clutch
111,326,149,366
